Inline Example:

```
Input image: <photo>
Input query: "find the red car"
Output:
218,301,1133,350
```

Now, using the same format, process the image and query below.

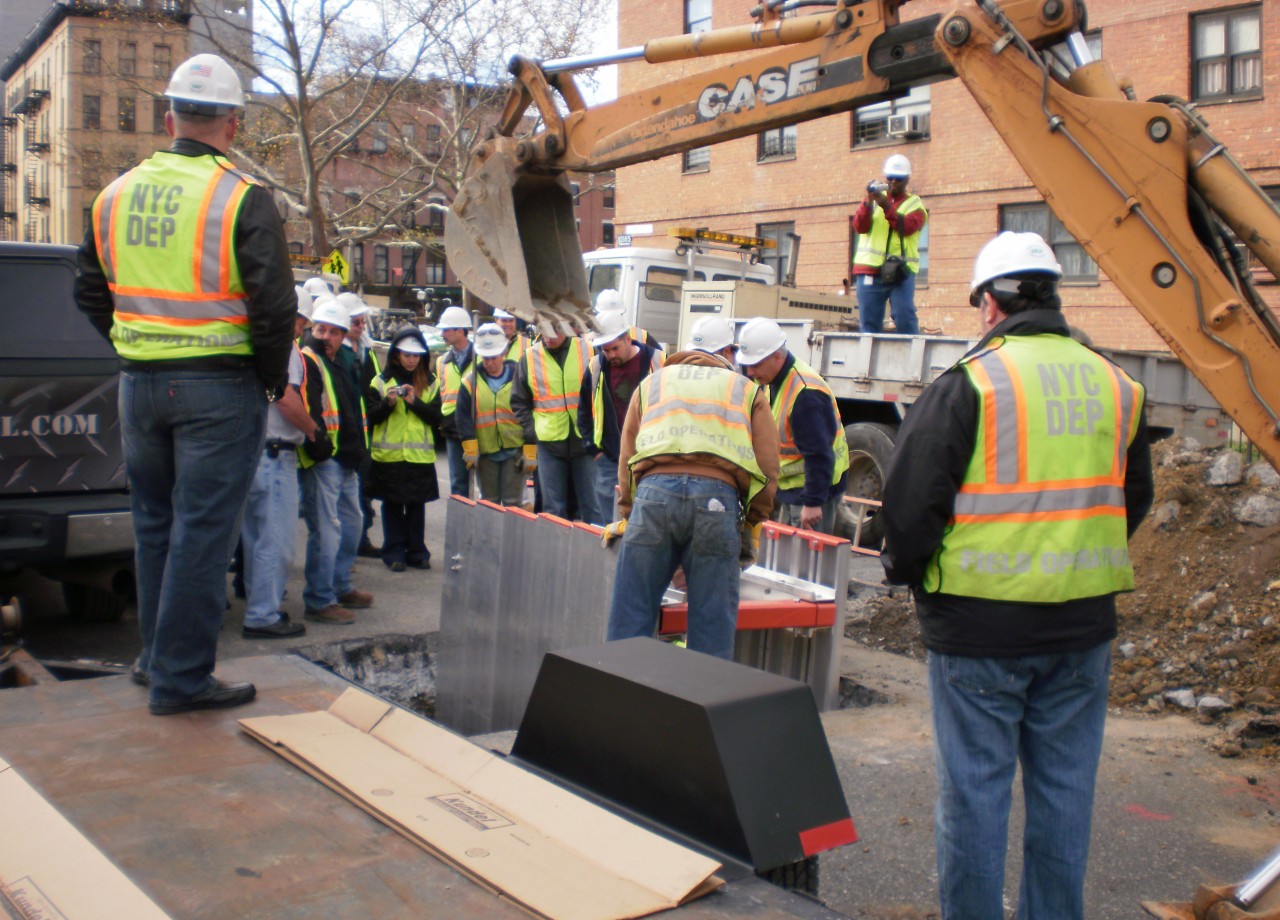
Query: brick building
0,0,251,246
614,0,1278,350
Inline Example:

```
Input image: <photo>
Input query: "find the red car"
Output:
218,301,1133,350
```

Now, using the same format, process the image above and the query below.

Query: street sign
323,248,350,284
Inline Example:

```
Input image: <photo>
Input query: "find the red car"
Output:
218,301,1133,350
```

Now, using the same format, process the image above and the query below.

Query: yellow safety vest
770,359,850,492
298,346,368,470
852,194,926,273
464,367,523,454
527,338,590,442
923,334,1144,602
370,376,438,464
587,348,664,449
628,363,768,508
505,335,528,363
93,151,254,361
436,349,474,419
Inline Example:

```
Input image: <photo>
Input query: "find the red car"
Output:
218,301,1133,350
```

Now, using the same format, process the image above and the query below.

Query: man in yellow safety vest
737,318,850,535
850,153,927,334
602,339,779,660
880,231,1154,920
74,53,296,715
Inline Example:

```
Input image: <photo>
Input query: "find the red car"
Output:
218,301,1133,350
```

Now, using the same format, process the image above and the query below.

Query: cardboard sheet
240,688,723,920
0,755,170,920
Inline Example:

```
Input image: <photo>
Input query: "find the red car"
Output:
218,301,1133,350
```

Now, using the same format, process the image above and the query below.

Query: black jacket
880,309,1155,658
576,342,662,462
74,138,297,393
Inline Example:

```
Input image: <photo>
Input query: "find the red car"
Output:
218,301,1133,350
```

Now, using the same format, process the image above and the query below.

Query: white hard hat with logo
591,311,630,347
473,323,508,358
437,306,473,330
594,289,624,314
295,285,313,321
395,337,427,355
165,54,245,115
686,315,735,354
969,231,1063,303
883,154,911,178
735,317,787,366
311,298,350,331
336,291,368,319
494,308,514,320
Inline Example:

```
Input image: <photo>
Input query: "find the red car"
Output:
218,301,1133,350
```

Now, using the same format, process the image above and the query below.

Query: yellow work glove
522,443,538,473
461,439,478,469
739,522,762,569
600,519,627,549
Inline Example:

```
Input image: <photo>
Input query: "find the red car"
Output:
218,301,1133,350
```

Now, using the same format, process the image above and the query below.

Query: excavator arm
445,0,1280,472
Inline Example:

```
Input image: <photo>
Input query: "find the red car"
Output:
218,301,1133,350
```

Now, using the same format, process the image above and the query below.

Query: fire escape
10,84,50,243
0,115,16,240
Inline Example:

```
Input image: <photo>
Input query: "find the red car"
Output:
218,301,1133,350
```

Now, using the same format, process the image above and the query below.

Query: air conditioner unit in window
885,114,928,138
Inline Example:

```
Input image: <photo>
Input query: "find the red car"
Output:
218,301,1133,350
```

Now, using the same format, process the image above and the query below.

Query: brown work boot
305,604,356,625
338,589,373,609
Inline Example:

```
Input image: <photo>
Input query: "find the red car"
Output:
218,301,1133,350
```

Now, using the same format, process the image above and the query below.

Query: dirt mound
845,440,1280,759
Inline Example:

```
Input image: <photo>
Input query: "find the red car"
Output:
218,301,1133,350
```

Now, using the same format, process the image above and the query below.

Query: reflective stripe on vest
923,334,1145,602
465,367,523,453
528,338,590,441
298,346,368,469
370,376,438,463
628,363,767,508
437,350,473,418
93,152,254,360
852,194,926,273
771,359,850,492
588,348,665,449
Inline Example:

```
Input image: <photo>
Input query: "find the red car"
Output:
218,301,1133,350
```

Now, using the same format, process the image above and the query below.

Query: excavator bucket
445,148,593,332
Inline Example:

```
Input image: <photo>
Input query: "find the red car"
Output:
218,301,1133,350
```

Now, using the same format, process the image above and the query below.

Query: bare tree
185,0,609,257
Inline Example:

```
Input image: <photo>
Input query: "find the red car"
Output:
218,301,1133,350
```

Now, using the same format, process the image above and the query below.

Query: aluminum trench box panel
437,499,507,735
493,508,550,730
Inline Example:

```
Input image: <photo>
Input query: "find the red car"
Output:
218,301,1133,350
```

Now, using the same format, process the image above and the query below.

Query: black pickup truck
0,242,133,620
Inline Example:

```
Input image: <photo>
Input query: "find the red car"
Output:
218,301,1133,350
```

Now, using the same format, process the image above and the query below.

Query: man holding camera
851,153,928,335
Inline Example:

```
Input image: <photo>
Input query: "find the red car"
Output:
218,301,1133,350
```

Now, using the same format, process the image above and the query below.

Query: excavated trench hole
298,633,438,718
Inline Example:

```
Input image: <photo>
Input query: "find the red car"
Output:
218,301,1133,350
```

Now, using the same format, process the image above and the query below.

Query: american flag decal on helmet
190,63,213,77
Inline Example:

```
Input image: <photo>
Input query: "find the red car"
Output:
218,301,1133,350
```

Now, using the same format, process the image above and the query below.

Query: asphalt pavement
5,492,1278,919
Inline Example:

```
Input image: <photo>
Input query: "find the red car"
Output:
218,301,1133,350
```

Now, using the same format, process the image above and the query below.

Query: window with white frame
757,221,795,281
757,126,796,162
683,147,710,173
685,0,711,34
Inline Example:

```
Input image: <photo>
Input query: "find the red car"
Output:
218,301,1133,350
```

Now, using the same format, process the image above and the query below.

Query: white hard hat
969,231,1063,302
310,298,350,331
437,305,473,330
594,289,623,314
165,54,245,115
735,317,787,366
302,277,333,299
494,308,514,319
336,291,368,318
685,315,735,354
591,311,630,347
473,323,508,358
294,285,313,320
395,337,427,355
883,153,911,178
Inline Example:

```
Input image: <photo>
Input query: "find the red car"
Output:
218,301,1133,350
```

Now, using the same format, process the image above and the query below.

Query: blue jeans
856,270,919,334
445,436,470,497
301,460,362,609
607,474,741,659
928,642,1112,920
594,453,619,522
240,448,299,627
537,445,600,523
120,367,265,703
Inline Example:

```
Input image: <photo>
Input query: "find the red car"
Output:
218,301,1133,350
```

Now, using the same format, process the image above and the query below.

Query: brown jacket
616,350,779,527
